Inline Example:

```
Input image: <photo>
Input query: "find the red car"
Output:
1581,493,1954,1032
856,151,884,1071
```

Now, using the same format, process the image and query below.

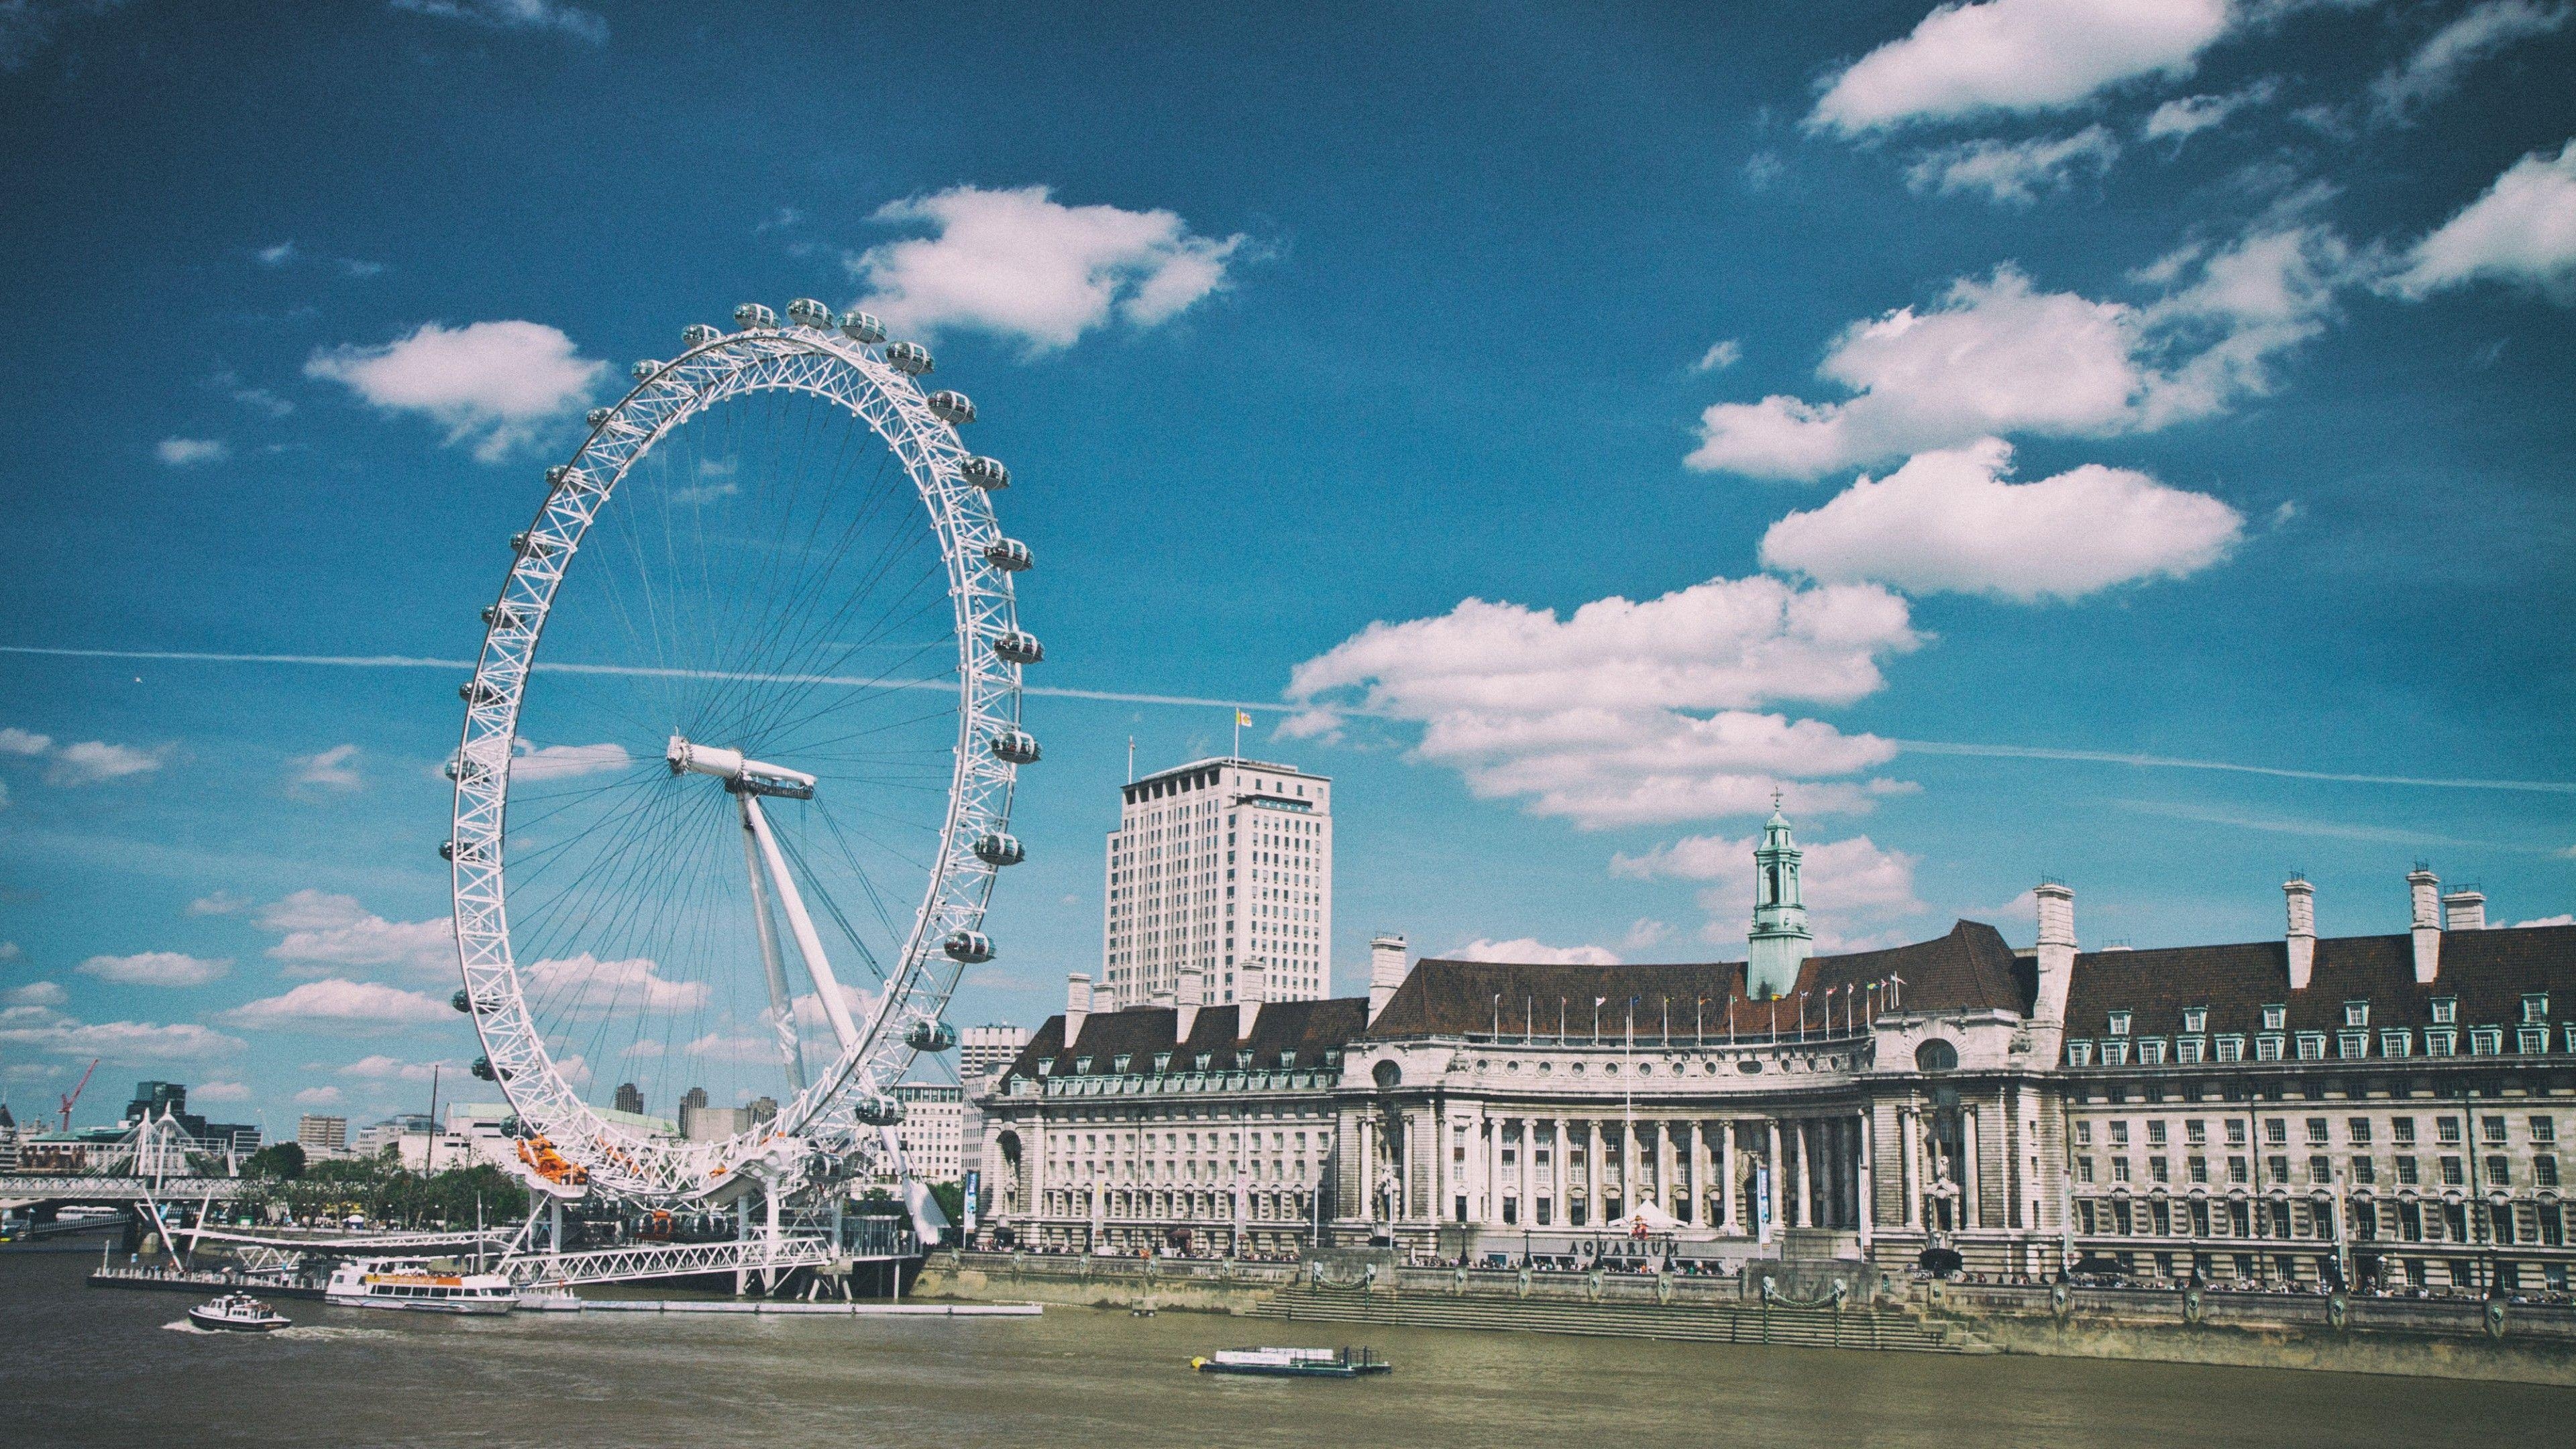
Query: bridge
501,1234,848,1290
0,1174,244,1206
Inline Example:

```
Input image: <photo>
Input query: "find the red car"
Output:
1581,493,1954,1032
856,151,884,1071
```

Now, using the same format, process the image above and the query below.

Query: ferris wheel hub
665,735,817,800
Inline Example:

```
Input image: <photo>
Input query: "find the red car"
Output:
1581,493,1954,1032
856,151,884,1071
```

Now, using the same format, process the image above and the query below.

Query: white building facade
1103,756,1332,1008
896,1082,965,1185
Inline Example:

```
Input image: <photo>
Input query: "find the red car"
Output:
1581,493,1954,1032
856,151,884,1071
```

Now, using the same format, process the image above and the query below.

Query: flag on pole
1235,709,1252,727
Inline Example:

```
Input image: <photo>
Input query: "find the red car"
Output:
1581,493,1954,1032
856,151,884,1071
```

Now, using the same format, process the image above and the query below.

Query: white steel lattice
448,319,1026,1203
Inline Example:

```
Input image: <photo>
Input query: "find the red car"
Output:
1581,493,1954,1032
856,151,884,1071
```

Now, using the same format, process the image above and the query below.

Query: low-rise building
894,1083,965,1185
977,818,2576,1291
297,1114,349,1157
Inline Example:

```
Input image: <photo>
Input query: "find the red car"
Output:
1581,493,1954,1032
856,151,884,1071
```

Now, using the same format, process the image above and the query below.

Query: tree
244,1142,307,1180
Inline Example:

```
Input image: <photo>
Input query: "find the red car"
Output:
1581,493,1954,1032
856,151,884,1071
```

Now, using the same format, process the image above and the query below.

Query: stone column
1900,1106,1919,1229
1551,1118,1568,1231
1485,1112,1501,1226
1764,1119,1781,1243
1717,1122,1734,1232
1796,1121,1815,1229
1857,1109,1875,1250
1962,1104,1982,1230
1619,1120,1638,1218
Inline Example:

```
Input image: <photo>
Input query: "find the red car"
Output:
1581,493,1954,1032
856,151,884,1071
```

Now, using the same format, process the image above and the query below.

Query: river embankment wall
913,1251,2576,1384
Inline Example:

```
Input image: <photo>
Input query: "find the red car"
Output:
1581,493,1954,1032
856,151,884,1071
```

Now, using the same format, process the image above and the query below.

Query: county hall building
975,809,2576,1292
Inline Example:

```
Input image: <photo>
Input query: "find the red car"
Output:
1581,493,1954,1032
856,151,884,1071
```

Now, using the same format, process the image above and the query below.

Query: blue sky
1,0,2571,1134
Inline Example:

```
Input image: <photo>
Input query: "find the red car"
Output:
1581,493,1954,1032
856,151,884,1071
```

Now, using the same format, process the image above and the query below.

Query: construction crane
57,1057,99,1133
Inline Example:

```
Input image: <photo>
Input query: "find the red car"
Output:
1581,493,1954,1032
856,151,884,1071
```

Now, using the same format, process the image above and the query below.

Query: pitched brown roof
2061,924,2576,1038
1362,920,2031,1040
1002,996,1368,1081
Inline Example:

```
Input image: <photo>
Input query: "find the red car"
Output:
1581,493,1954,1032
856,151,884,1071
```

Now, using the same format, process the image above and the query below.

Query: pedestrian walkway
1252,1281,1978,1353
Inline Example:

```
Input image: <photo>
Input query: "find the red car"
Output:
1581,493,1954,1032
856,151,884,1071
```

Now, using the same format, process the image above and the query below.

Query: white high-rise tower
1104,755,1333,1008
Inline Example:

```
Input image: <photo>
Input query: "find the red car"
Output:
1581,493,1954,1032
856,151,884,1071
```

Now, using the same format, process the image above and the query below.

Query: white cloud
188,890,252,916
255,241,297,267
1623,918,1676,950
1690,235,2349,478
510,738,631,781
1693,338,1743,372
389,0,606,44
339,1054,457,1082
2385,139,2576,303
155,437,229,467
306,320,607,462
849,185,1248,353
192,1079,252,1102
45,739,164,785
1446,938,1623,966
293,1085,343,1106
1907,125,2119,205
1810,0,2231,135
686,1030,779,1062
2517,913,2575,927
1760,437,2245,601
217,978,453,1032
259,890,455,979
0,728,48,756
3,980,66,1008
290,743,364,792
208,370,294,417
2370,1,2569,125
2143,78,2279,143
0,1016,245,1062
522,953,706,1014
1288,575,1919,828
76,951,232,987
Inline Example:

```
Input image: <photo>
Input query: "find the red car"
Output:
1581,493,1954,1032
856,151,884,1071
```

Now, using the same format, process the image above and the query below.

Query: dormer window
1278,1050,1298,1069
2184,1007,2208,1033
2262,1004,2286,1031
2108,1011,2133,1036
1193,1052,1212,1071
1074,1056,1093,1075
1036,1060,1054,1077
2344,1000,2369,1028
2432,998,2457,1025
1235,1050,1254,1070
1152,1051,1172,1073
1112,1054,1132,1073
2524,994,2550,1024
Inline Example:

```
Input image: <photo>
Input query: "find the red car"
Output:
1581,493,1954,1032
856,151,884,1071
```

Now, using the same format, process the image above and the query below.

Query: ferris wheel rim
444,313,1028,1203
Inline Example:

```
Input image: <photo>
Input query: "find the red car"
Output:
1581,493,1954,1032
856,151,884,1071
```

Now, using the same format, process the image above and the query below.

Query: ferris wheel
444,299,1039,1203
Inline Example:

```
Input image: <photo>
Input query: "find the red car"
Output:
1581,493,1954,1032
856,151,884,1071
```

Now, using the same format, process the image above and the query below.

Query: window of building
2538,1157,2561,1189
2186,1155,2206,1183
2262,1004,2287,1031
2102,1039,2131,1067
2176,1036,2204,1064
2343,1000,2369,1028
2113,1158,2133,1183
2077,1157,2095,1183
2296,1033,2326,1061
2396,1156,2420,1185
2440,1156,2465,1186
2267,1155,2290,1185
2108,1010,2133,1036
2184,1006,2208,1033
2337,1032,2368,1059
2147,1120,2169,1147
2533,1116,2557,1145
2481,1115,2508,1145
2347,1118,2373,1145
2520,1027,2549,1055
2216,1036,2245,1063
2431,998,2458,1025
2392,1117,2416,1146
2068,1040,2095,1067
2425,1029,2457,1057
2255,1035,2284,1062
2074,1120,2094,1146
2381,1028,2412,1058
2226,1119,2249,1148
2139,1038,2168,1065
2229,1157,2251,1184
2485,1155,2511,1187
2524,993,2551,1024
2302,1118,2328,1145
2308,1155,2331,1185
2150,1155,2169,1183
2436,1116,2462,1145
2110,1121,2131,1147
2184,1119,2207,1146
2351,1157,2375,1185
2265,1118,2288,1146
2469,1027,2502,1056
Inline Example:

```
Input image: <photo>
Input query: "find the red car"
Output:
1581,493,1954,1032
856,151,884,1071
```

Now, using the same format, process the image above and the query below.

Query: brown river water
2,1250,2566,1448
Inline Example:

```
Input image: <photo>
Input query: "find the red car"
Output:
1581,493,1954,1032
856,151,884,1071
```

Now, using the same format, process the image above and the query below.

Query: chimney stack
1176,965,1203,1042
1237,963,1265,1039
1368,933,1409,1026
2031,881,2076,1023
2284,875,2316,991
2409,866,2441,983
2442,886,2487,932
1065,973,1091,1046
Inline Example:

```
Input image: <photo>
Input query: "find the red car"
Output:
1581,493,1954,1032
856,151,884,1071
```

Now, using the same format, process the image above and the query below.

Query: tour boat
1190,1346,1391,1379
186,1291,291,1333
325,1258,519,1315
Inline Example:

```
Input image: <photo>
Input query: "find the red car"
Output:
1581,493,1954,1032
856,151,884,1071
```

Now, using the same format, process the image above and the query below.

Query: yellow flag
1235,710,1252,727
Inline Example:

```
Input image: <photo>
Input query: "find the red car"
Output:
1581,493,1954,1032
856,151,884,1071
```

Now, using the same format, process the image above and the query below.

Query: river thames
3,1253,2565,1448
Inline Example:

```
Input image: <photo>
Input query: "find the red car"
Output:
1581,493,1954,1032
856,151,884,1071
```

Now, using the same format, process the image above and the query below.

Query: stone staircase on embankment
1249,1281,1980,1354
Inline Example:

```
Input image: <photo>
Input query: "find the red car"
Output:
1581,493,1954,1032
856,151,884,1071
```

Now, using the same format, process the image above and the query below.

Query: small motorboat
1190,1346,1391,1379
188,1292,291,1333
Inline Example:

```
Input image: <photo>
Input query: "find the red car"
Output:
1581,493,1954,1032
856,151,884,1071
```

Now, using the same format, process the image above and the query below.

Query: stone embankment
913,1251,2576,1383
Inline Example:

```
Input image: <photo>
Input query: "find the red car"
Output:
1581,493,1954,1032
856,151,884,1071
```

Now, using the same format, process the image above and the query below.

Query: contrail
7,643,2569,794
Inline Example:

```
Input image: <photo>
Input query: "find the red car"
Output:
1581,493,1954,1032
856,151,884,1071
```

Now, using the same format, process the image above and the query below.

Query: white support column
740,793,858,1051
1962,1105,1982,1230
1717,1122,1735,1234
1764,1119,1781,1244
1796,1122,1815,1229
1902,1106,1921,1229
1856,1110,1874,1250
